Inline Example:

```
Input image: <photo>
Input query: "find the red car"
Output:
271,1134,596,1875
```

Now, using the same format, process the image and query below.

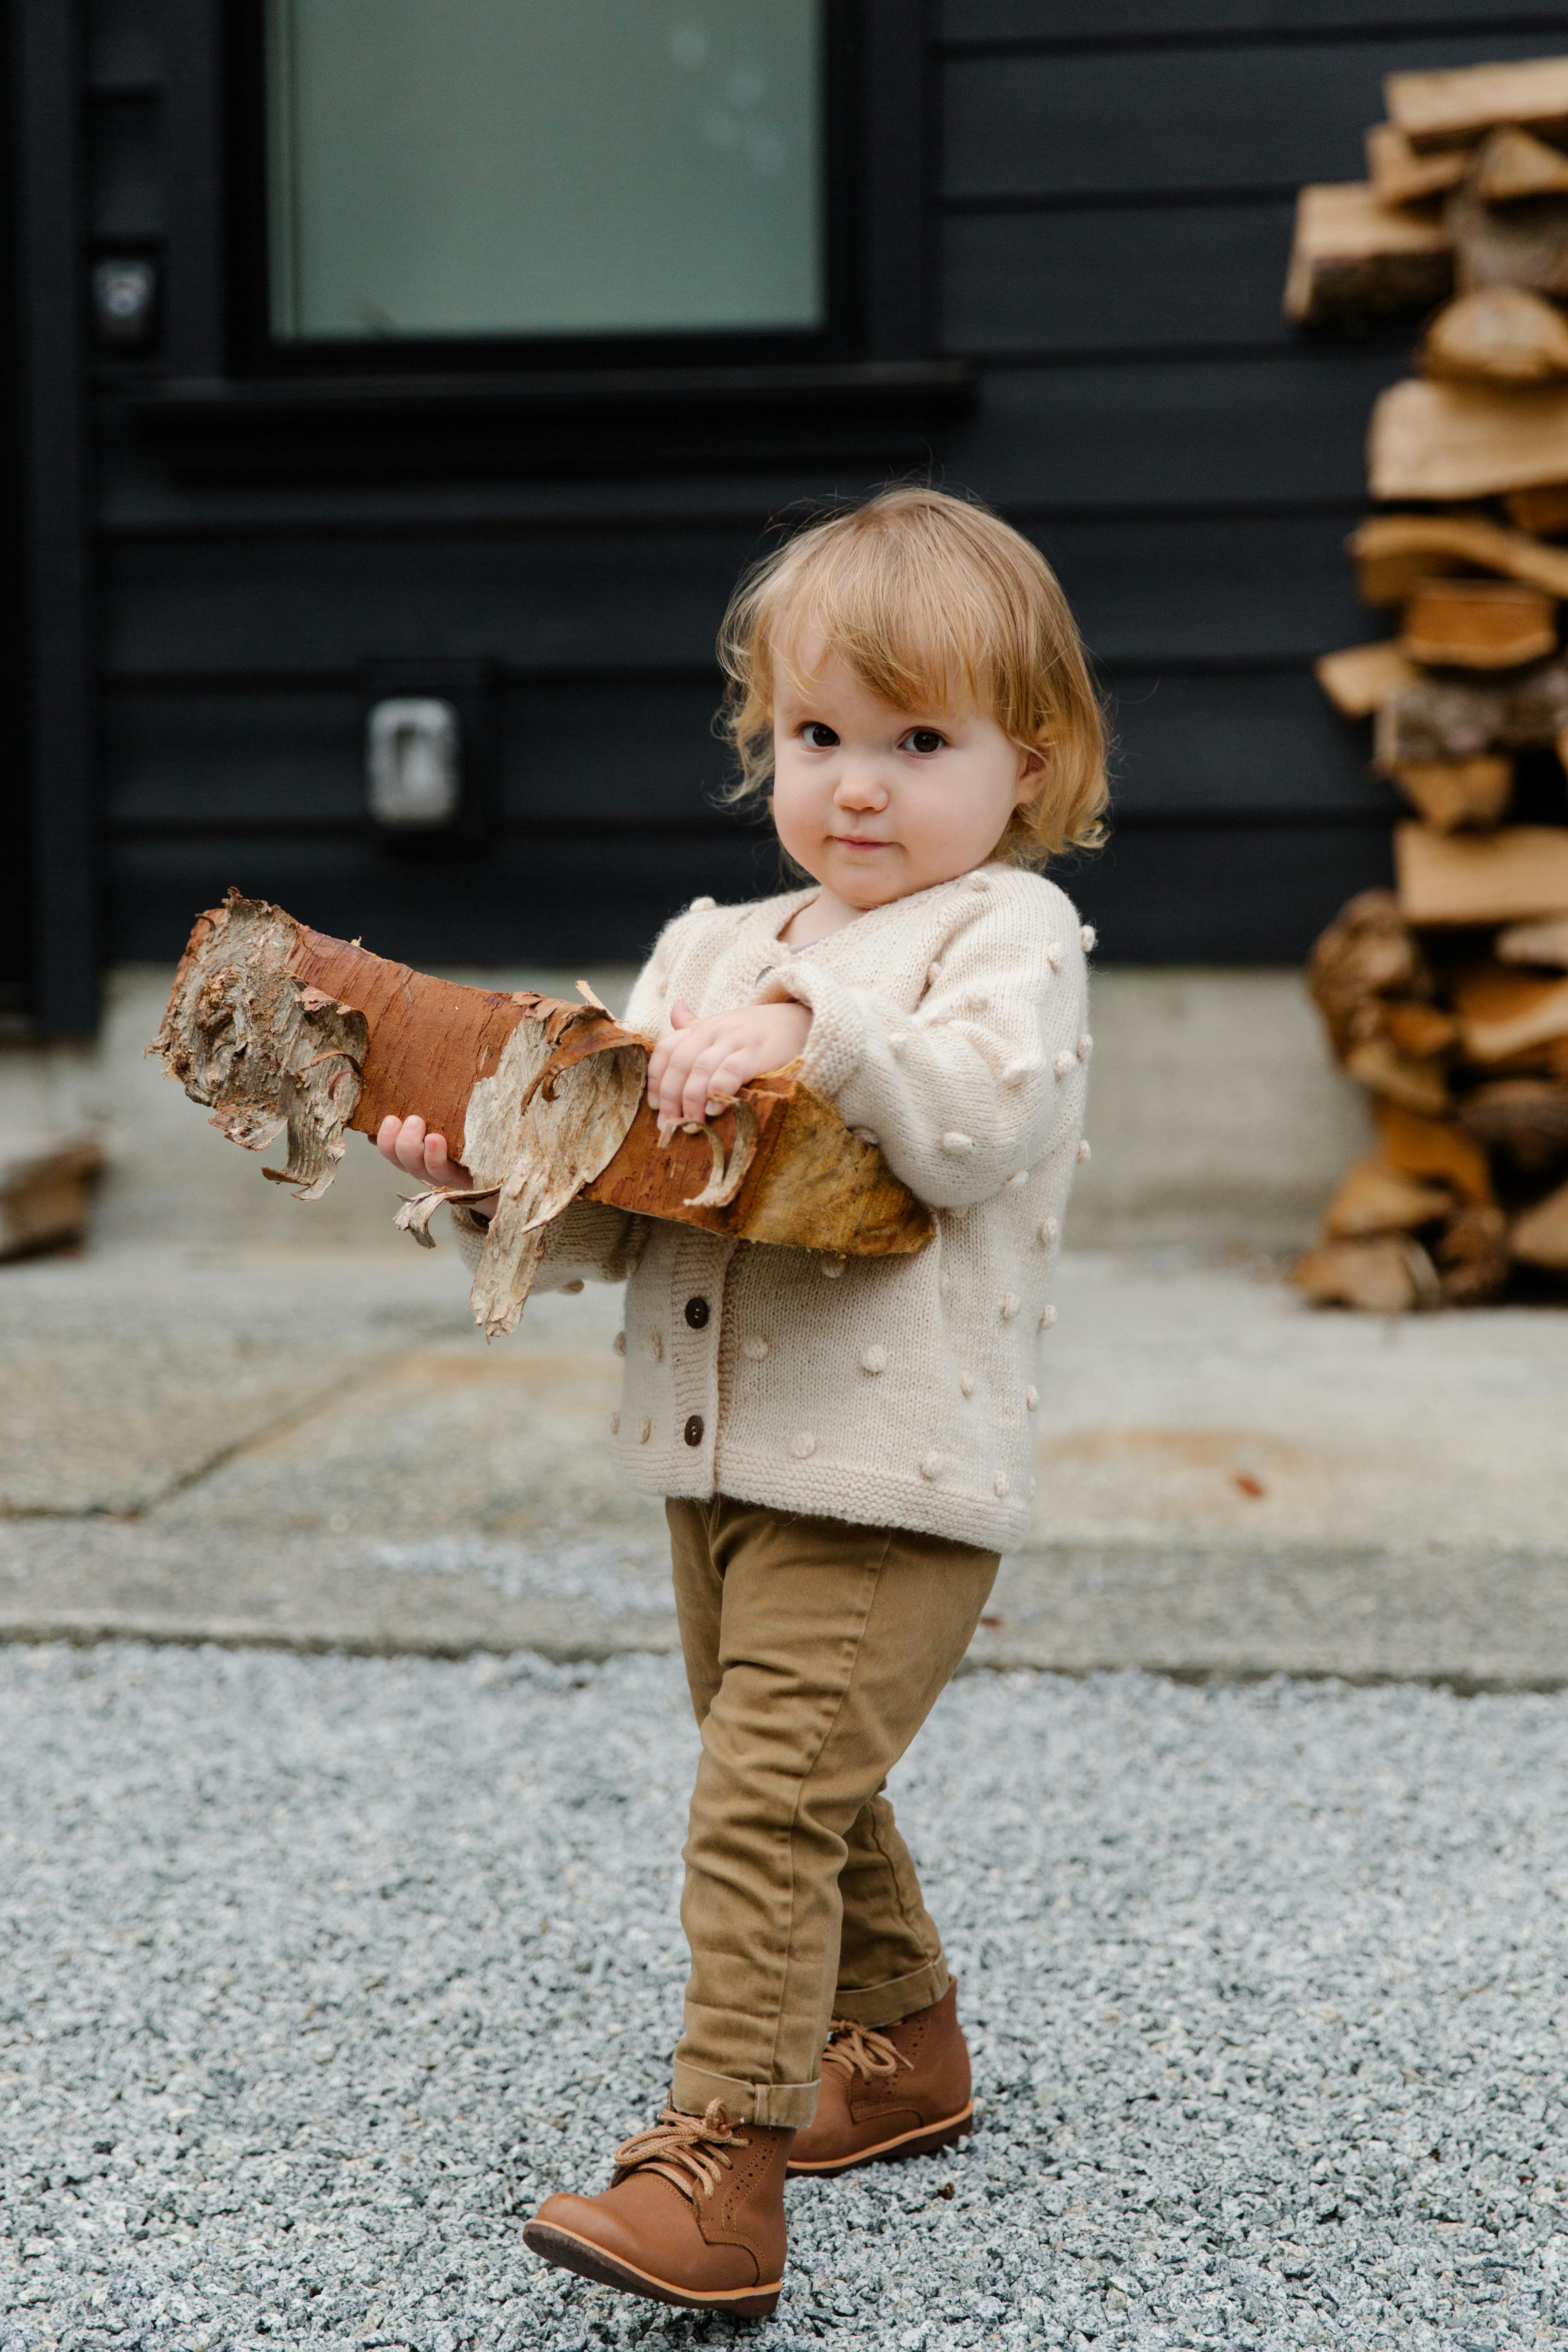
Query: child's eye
902,728,947,755
801,722,840,750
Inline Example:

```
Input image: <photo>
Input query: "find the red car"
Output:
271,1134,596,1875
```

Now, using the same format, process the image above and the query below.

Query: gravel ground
2,1646,1566,2352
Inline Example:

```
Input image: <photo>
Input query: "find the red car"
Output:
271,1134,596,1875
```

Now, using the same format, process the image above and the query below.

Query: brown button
684,1297,710,1330
684,1414,705,1447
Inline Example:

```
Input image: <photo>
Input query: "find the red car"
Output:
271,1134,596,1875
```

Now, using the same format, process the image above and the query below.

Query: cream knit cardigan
453,862,1091,1551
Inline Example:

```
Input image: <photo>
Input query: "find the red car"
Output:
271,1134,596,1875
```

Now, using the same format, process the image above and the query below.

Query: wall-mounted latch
365,698,462,829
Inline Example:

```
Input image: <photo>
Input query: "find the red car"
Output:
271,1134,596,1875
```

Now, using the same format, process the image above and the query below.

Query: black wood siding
85,1,1568,971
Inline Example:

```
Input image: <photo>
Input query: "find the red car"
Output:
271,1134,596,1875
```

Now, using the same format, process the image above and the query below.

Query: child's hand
374,1114,499,1217
647,999,811,1130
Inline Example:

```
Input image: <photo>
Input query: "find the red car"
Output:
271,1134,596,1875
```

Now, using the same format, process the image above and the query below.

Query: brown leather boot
522,2098,792,2316
786,1978,975,2176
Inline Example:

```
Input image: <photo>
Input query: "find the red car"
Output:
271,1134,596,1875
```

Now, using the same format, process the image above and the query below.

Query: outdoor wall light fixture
92,258,158,349
365,698,463,829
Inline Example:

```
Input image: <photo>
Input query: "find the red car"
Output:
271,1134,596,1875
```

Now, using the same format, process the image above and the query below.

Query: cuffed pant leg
832,1786,950,2021
669,1501,997,2124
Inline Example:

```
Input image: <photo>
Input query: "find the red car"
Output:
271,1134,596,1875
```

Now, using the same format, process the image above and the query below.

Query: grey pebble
1,1644,1566,2351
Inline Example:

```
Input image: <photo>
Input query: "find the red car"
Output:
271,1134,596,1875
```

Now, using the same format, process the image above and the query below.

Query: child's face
771,648,1043,914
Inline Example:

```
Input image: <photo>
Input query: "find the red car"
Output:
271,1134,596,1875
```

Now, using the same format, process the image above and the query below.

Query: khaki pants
665,1495,999,2129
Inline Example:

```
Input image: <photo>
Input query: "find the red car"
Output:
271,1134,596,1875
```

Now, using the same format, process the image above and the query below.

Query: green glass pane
266,0,824,340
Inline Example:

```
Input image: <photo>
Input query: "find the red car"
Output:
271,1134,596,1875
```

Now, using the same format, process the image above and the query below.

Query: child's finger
393,1115,428,1176
699,1052,753,1112
669,1000,695,1029
652,1026,711,1116
376,1113,403,1163
679,1041,741,1124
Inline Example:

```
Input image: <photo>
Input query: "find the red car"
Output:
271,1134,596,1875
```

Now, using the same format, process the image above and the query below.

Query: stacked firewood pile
1285,53,1568,1308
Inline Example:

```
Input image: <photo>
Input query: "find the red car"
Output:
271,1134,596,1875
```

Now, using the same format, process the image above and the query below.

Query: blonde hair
717,486,1108,863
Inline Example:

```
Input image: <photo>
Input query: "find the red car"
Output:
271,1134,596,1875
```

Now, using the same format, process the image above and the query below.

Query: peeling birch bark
153,894,934,1333
149,894,368,1201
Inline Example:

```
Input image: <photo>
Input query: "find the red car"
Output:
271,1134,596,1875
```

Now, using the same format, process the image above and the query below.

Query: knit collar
742,865,998,964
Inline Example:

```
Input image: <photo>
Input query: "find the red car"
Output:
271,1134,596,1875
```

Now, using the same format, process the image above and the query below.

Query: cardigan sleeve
754,876,1089,1211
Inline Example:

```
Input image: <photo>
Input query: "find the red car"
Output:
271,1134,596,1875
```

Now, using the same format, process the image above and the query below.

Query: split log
1313,641,1420,718
1447,180,1568,299
1368,377,1568,503
1510,1171,1568,1266
1420,285,1568,384
1395,820,1568,923
0,1137,103,1260
1400,578,1557,668
1321,1153,1451,1237
1305,889,1433,1061
1496,913,1568,964
1459,1077,1568,1170
1388,757,1514,832
1432,1202,1511,1301
1384,1001,1460,1057
1503,482,1568,532
1351,511,1568,605
1342,1038,1452,1115
1366,122,1473,206
1472,125,1568,203
1451,963,1568,1061
1378,659,1568,766
1291,1235,1441,1312
152,891,933,1338
1283,184,1452,324
1374,679,1507,768
1386,55,1568,152
1375,1100,1495,1203
1507,659,1568,743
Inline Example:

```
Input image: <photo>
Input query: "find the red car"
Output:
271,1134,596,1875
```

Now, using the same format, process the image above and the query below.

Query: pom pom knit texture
454,864,1090,1549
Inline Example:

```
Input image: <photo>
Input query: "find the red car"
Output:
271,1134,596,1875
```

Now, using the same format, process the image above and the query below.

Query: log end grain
1314,641,1421,717
1387,55,1568,153
1284,184,1452,324
1369,376,1568,503
1390,757,1515,833
1395,819,1568,924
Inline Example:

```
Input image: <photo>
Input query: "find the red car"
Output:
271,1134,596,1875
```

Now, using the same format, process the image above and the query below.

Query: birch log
151,892,934,1335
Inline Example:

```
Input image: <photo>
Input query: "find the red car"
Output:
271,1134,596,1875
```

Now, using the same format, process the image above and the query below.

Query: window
261,0,831,351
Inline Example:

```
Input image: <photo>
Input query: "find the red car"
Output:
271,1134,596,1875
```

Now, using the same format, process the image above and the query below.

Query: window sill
123,359,976,480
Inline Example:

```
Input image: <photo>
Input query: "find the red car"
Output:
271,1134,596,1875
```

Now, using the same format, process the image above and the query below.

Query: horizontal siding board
943,30,1568,197
1067,819,1395,963
98,508,1374,687
104,677,737,827
104,833,789,967
1107,672,1393,817
1035,514,1370,664
941,203,1299,355
945,351,1400,508
100,529,759,677
940,4,1568,42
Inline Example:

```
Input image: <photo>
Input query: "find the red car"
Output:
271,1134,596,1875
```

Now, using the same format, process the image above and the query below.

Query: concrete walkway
4,1222,1566,1686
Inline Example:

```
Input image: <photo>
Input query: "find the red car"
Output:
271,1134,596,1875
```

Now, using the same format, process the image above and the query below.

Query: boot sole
521,2220,782,2318
785,2101,975,2177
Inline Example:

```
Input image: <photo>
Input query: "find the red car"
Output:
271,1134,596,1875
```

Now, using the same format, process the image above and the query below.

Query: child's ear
1013,740,1050,807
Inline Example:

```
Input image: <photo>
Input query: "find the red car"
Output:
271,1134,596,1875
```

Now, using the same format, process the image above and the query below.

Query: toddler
378,486,1105,2318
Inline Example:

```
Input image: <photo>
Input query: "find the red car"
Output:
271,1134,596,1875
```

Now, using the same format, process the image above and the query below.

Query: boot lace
611,2098,747,2202
822,2016,915,2086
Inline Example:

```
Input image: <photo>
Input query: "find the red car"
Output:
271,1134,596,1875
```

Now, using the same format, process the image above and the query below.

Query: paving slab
1,1237,1565,1682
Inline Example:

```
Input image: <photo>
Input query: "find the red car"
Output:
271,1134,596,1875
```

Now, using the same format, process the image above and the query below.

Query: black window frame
227,0,867,379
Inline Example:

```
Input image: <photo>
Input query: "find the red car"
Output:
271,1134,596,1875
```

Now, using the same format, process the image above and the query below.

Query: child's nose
833,763,889,809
